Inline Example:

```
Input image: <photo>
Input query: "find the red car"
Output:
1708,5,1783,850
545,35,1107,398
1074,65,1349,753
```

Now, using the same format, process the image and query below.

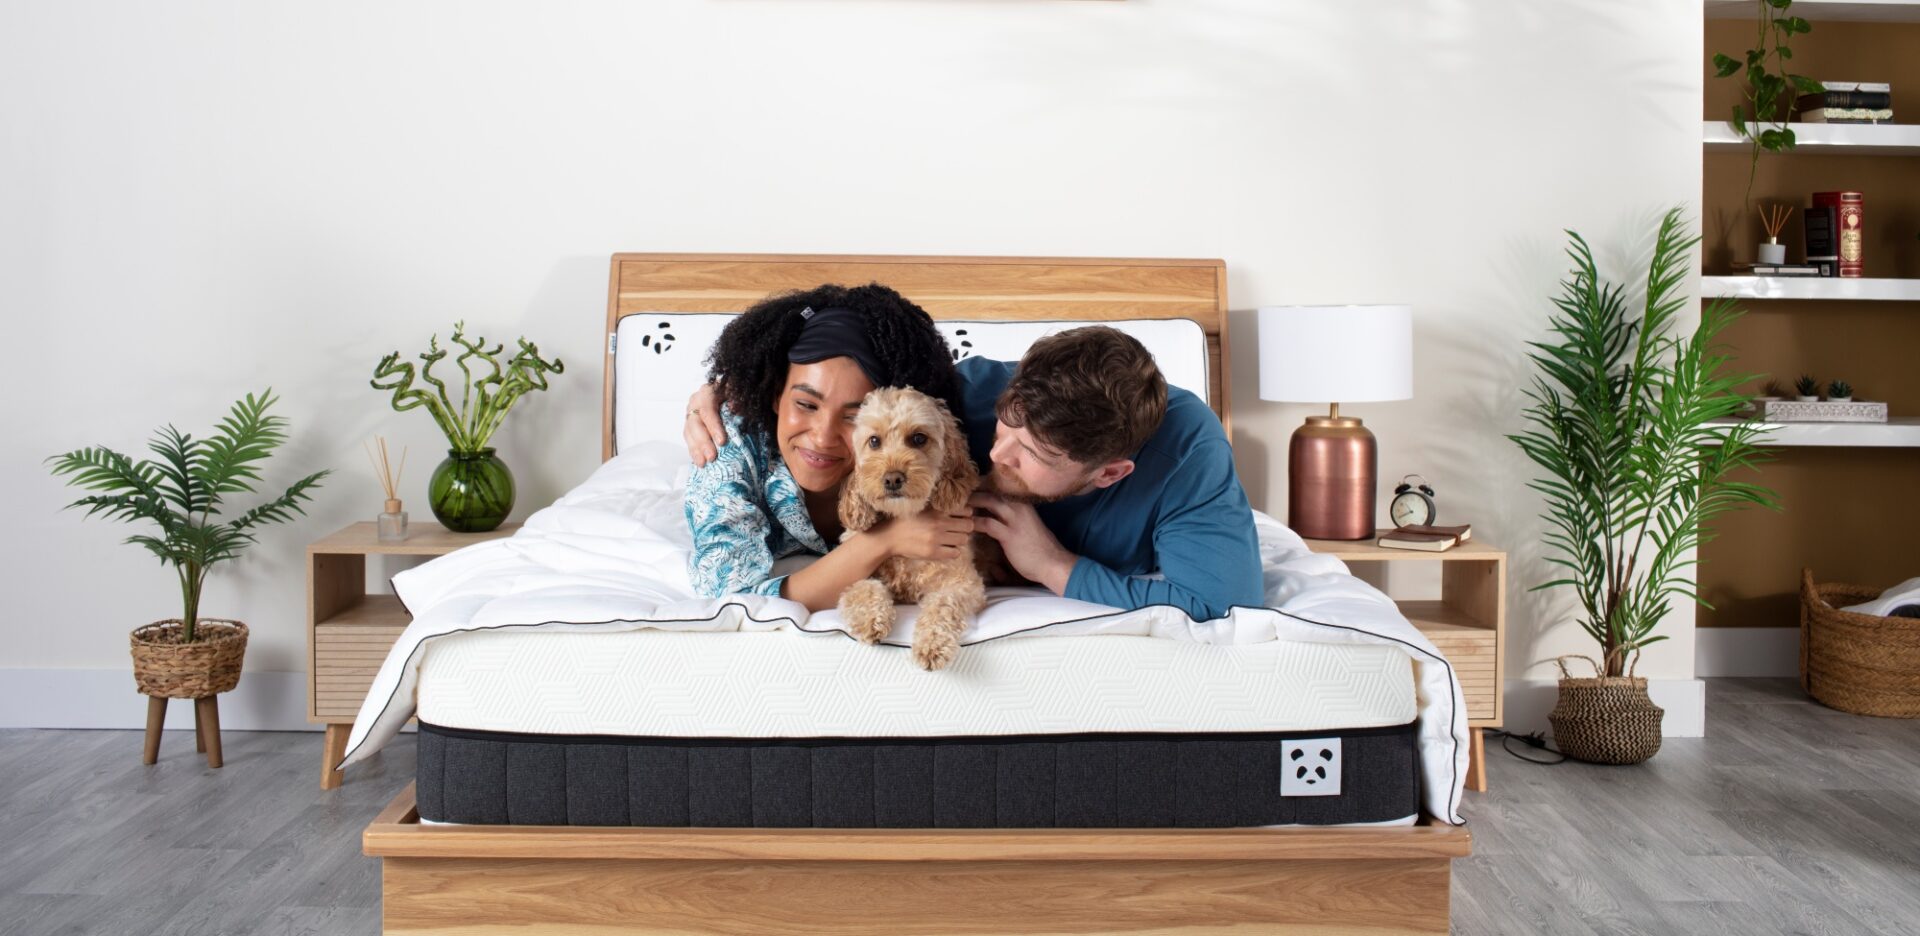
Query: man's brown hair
994,326,1168,465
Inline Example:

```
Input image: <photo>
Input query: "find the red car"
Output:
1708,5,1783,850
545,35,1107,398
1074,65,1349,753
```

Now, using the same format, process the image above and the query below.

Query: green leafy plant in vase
372,322,564,532
46,390,330,748
1827,380,1852,402
1794,374,1820,401
1509,209,1779,763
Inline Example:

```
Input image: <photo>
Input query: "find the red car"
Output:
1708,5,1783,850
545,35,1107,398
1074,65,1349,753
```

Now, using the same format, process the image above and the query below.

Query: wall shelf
1706,0,1920,24
1704,276,1920,301
1703,121,1920,156
1710,417,1920,447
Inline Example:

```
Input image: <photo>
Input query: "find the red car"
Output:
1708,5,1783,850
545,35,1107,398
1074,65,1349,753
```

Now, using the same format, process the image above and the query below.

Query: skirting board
1695,627,1799,678
0,669,321,731
1501,677,1706,739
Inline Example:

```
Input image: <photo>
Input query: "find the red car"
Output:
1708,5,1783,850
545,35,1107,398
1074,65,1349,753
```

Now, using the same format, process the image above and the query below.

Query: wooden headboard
602,253,1231,461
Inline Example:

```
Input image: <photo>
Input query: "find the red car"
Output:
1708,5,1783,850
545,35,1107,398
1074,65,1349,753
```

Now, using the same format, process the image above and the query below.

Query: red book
1814,191,1865,278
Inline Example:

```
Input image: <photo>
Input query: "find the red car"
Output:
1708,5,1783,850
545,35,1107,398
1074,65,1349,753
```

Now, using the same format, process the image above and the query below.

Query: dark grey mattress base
416,721,1422,828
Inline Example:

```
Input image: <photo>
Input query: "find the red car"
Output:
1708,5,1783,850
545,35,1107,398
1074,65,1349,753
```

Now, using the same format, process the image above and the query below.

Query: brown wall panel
1700,449,1920,628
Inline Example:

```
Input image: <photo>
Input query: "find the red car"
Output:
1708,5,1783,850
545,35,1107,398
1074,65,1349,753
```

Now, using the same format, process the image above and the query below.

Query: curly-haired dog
837,387,987,671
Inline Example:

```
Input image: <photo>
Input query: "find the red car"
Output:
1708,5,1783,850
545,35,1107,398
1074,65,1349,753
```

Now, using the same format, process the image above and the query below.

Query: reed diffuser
1758,202,1793,265
366,437,409,542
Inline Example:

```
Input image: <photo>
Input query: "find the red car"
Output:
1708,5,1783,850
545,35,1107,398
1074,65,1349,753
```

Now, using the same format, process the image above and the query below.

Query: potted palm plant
1509,209,1778,764
47,390,329,765
371,322,564,532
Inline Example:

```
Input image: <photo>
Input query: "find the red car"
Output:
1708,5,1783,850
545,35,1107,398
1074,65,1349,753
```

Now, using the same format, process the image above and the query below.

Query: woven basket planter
1800,570,1920,718
130,619,247,699
1547,654,1663,765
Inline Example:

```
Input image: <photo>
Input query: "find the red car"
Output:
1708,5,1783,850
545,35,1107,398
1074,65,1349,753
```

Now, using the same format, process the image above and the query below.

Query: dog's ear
839,485,880,533
929,406,979,515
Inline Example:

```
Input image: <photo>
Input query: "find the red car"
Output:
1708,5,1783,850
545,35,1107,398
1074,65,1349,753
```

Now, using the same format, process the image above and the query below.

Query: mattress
412,630,1423,828
415,630,1418,738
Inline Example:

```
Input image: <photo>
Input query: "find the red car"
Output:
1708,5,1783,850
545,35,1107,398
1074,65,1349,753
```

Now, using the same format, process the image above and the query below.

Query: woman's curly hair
705,283,960,446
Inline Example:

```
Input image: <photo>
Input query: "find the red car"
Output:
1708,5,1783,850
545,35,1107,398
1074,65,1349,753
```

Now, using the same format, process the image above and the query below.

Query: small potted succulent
372,322,564,532
1827,380,1853,402
46,390,329,763
1794,374,1821,402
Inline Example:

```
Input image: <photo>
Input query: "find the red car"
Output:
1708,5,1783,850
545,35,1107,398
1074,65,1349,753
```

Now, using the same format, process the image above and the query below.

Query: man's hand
969,491,1077,595
684,383,726,467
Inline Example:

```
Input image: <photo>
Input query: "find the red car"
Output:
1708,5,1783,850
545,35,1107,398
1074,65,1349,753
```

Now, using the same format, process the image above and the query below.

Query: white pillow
614,313,1210,453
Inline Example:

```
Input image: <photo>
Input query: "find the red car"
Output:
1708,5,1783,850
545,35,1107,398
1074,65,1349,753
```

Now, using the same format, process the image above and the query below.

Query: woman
685,283,974,610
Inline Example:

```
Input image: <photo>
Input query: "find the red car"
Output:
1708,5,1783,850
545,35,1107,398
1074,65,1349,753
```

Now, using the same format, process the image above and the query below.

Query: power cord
1484,729,1566,765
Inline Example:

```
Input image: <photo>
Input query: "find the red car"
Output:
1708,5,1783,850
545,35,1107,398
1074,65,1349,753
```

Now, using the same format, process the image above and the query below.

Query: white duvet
342,443,1471,825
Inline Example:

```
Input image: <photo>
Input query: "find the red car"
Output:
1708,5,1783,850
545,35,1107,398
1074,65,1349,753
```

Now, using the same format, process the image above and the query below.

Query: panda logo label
639,321,676,354
1281,738,1341,797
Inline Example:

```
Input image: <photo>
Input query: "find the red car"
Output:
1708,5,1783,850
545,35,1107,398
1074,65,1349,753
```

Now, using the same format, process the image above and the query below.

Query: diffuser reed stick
1759,203,1793,242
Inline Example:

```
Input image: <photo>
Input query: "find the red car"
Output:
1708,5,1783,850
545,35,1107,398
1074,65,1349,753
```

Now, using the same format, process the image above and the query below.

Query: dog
836,387,988,671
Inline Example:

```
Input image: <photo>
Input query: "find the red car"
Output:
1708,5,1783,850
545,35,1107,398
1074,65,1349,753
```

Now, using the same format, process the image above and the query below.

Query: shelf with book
1703,121,1920,155
1709,416,1920,447
1706,0,1920,24
1703,275,1920,301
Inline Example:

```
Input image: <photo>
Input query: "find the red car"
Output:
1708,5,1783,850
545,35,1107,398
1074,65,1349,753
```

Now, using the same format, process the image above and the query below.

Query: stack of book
1377,524,1473,552
1750,263,1823,277
1796,83,1893,124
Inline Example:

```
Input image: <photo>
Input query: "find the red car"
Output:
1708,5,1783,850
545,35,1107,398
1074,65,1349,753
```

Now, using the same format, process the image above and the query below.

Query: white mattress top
416,630,1416,738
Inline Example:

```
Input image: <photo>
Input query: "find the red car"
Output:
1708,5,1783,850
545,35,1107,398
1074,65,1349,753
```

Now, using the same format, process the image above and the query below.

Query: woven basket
1800,569,1920,718
130,619,247,699
1547,653,1663,765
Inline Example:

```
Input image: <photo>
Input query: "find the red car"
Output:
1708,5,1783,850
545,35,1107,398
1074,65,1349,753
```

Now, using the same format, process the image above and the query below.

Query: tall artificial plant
46,391,330,643
1509,209,1779,677
1712,0,1821,206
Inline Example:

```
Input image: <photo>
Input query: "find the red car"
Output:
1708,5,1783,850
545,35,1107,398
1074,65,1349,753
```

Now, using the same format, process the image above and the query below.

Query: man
685,326,1263,620
955,327,1262,619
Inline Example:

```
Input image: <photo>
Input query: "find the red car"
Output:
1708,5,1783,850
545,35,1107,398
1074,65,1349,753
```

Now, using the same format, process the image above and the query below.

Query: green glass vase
428,448,514,533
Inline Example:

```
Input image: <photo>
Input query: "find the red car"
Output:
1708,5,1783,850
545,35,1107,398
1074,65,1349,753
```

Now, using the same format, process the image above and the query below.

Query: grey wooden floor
3,678,1916,935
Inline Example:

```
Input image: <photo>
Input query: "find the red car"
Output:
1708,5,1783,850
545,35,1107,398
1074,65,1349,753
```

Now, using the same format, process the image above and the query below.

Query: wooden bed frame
362,253,1471,935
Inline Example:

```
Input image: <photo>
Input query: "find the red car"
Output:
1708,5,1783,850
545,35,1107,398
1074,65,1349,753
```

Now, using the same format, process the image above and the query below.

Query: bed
357,253,1472,935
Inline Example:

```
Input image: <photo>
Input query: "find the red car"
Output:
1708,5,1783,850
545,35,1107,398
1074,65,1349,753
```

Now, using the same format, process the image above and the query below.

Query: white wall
2,1,1705,729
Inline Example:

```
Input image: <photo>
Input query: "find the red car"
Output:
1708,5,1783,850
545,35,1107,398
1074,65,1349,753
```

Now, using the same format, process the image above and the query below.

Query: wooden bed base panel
365,784,1468,935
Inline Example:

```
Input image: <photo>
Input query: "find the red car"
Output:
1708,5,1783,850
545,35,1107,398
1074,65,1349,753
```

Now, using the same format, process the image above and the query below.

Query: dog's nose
883,471,906,493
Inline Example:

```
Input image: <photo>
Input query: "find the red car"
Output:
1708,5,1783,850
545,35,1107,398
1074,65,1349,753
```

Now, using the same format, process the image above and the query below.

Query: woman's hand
683,383,726,467
876,509,975,561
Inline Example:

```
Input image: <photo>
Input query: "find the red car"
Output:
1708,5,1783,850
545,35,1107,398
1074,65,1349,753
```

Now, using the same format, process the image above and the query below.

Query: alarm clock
1390,474,1436,528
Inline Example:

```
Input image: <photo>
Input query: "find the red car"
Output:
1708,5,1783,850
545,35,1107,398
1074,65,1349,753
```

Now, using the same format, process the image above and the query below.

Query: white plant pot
1796,395,1820,402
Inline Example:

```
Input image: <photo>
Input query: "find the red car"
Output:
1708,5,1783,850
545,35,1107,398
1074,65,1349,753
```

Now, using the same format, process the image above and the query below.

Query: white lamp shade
1257,305,1413,403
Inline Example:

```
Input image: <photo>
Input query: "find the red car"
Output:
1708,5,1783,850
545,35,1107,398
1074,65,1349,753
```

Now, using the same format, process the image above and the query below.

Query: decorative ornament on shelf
1757,202,1793,265
1508,208,1779,764
366,436,408,542
1828,379,1852,403
371,322,564,533
1711,0,1821,207
1794,374,1820,402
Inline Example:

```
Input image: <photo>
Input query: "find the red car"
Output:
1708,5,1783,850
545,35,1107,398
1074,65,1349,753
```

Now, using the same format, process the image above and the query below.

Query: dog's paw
912,630,959,671
839,579,895,645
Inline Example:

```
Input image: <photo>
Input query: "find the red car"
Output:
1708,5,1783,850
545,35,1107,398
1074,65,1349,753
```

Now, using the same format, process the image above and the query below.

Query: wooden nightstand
308,521,519,790
1300,531,1505,793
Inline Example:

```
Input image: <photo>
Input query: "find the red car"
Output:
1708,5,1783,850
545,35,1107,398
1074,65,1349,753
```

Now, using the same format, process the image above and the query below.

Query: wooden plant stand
308,521,519,790
141,694,224,768
365,783,1471,935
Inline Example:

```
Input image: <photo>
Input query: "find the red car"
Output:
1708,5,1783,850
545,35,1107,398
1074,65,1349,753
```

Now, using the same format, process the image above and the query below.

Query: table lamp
1257,305,1413,541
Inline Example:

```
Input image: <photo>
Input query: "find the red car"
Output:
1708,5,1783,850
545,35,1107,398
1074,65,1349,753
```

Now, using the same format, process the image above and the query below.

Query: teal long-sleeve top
954,357,1264,620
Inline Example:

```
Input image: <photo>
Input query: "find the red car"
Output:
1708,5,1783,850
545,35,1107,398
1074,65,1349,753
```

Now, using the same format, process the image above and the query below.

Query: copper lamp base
1288,409,1377,541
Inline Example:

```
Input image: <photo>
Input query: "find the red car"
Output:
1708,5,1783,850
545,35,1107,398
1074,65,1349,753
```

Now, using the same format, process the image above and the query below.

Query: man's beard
982,467,1075,505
